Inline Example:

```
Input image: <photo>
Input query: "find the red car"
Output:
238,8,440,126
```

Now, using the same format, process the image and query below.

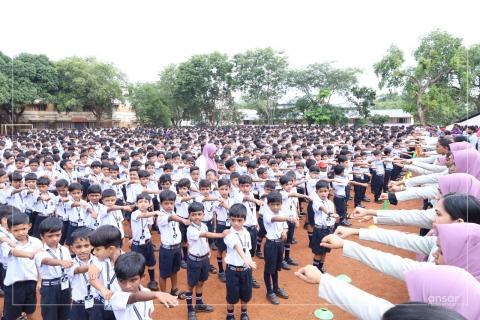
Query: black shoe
240,312,250,320
256,251,264,259
147,280,159,291
218,272,226,283
340,220,352,226
275,288,289,299
188,311,197,320
252,277,261,288
281,260,291,270
266,292,280,305
363,197,371,202
209,264,217,274
195,304,214,313
285,258,299,266
180,259,188,269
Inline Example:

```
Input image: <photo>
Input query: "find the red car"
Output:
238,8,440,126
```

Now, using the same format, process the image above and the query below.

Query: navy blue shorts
40,282,72,320
187,257,210,287
60,220,69,245
131,240,156,267
3,280,37,320
286,221,295,244
307,201,315,226
215,224,228,252
245,226,258,256
311,226,334,255
263,240,284,274
179,222,188,243
226,267,253,304
70,300,103,320
159,246,181,279
257,215,266,238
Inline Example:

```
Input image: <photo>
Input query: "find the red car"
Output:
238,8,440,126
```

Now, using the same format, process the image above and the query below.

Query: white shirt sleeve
374,208,436,229
342,240,432,281
403,171,446,188
359,228,436,256
411,161,446,173
394,185,439,202
319,273,394,320
110,291,131,311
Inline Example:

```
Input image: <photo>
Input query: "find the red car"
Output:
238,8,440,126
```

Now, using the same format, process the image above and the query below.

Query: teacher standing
195,143,218,179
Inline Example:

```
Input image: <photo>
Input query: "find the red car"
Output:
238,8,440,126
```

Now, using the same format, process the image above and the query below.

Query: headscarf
202,143,217,171
449,141,474,152
406,265,480,320
438,173,480,199
452,149,480,180
437,223,480,280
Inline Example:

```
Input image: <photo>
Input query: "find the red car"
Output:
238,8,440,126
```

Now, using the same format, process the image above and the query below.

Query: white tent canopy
446,112,480,129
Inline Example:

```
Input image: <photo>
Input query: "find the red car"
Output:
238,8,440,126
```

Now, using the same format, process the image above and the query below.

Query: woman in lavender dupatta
451,148,480,179
195,143,218,179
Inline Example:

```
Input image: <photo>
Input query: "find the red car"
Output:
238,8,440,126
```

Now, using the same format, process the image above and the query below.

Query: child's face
206,172,216,182
271,164,279,171
163,169,172,175
282,181,293,192
161,181,171,190
239,183,252,193
231,178,239,187
0,175,7,183
44,162,53,170
268,202,282,214
93,245,112,261
137,198,151,211
230,216,245,230
29,163,39,171
71,189,82,200
88,193,101,204
92,167,101,174
12,180,22,188
178,186,189,196
189,211,204,225
190,170,200,181
161,200,175,212
102,168,110,176
247,167,256,174
56,187,68,197
70,238,93,261
129,171,139,181
218,185,230,197
15,161,25,169
9,223,30,242
110,170,119,177
316,187,329,200
199,186,210,196
41,230,62,248
102,196,117,207
118,275,142,293
139,177,149,186
37,184,48,193
146,166,154,175
228,165,236,173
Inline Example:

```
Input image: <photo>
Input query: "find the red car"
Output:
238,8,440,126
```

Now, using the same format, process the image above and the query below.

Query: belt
188,253,209,261
217,220,227,226
70,222,84,227
315,225,335,230
161,243,181,250
245,225,257,231
73,300,85,304
227,264,248,272
266,238,283,243
42,277,61,286
96,297,106,304
132,239,151,245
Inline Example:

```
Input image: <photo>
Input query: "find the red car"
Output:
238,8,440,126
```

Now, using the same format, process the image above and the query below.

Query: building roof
346,109,413,118
238,109,260,121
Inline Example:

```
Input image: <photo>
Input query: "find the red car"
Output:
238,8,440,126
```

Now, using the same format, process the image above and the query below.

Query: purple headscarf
406,265,480,320
438,173,480,199
449,141,473,152
437,223,480,280
202,143,218,171
452,149,480,180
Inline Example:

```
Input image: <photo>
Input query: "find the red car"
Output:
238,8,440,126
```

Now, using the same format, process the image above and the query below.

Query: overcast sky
2,0,479,91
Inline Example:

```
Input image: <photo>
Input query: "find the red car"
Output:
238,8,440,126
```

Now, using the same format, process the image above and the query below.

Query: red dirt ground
1,191,421,320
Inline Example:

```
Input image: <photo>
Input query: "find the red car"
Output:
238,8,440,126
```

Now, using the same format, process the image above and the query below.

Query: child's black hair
7,212,29,228
159,189,176,203
114,252,146,280
87,184,102,195
39,217,63,235
37,176,50,186
256,167,267,175
159,174,172,184
279,175,292,186
189,166,200,173
0,205,21,220
267,191,283,204
11,172,23,182
24,173,38,181
136,192,152,202
68,182,83,192
225,159,236,170
217,179,231,188
228,203,247,219
264,180,277,191
315,181,330,190
333,165,345,176
230,172,240,180
90,161,102,168
102,188,117,199
238,175,253,185
89,225,122,248
198,179,211,189
70,227,94,244
55,179,69,188
176,178,191,191
188,201,204,214
138,170,150,179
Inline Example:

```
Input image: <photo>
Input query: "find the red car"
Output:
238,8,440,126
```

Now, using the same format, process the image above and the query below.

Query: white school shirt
280,190,296,218
92,256,121,298
187,223,210,256
2,236,43,286
85,202,108,230
0,226,14,267
130,210,153,241
111,286,154,320
21,189,37,211
5,187,26,212
108,209,125,238
156,211,182,246
189,178,201,197
372,160,385,175
311,196,335,227
214,197,232,224
175,195,192,219
70,256,98,301
196,193,217,222
233,192,257,227
306,178,320,196
126,183,143,203
224,227,252,267
32,191,56,216
262,206,287,240
54,196,70,221
332,175,348,197
68,201,89,226
35,243,73,280
59,170,79,184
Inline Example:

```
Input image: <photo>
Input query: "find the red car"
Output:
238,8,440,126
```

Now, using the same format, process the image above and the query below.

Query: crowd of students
0,124,478,320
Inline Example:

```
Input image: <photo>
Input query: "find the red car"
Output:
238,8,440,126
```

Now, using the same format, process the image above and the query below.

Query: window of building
398,117,409,123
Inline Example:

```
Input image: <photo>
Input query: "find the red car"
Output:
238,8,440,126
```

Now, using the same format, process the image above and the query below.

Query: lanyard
105,261,116,290
191,223,207,251
140,218,147,238
46,246,65,275
132,298,147,320
235,231,248,253
90,203,100,226
76,257,92,295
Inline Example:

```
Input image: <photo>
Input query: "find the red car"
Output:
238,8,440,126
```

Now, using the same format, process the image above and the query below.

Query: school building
18,102,137,130
346,109,414,126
